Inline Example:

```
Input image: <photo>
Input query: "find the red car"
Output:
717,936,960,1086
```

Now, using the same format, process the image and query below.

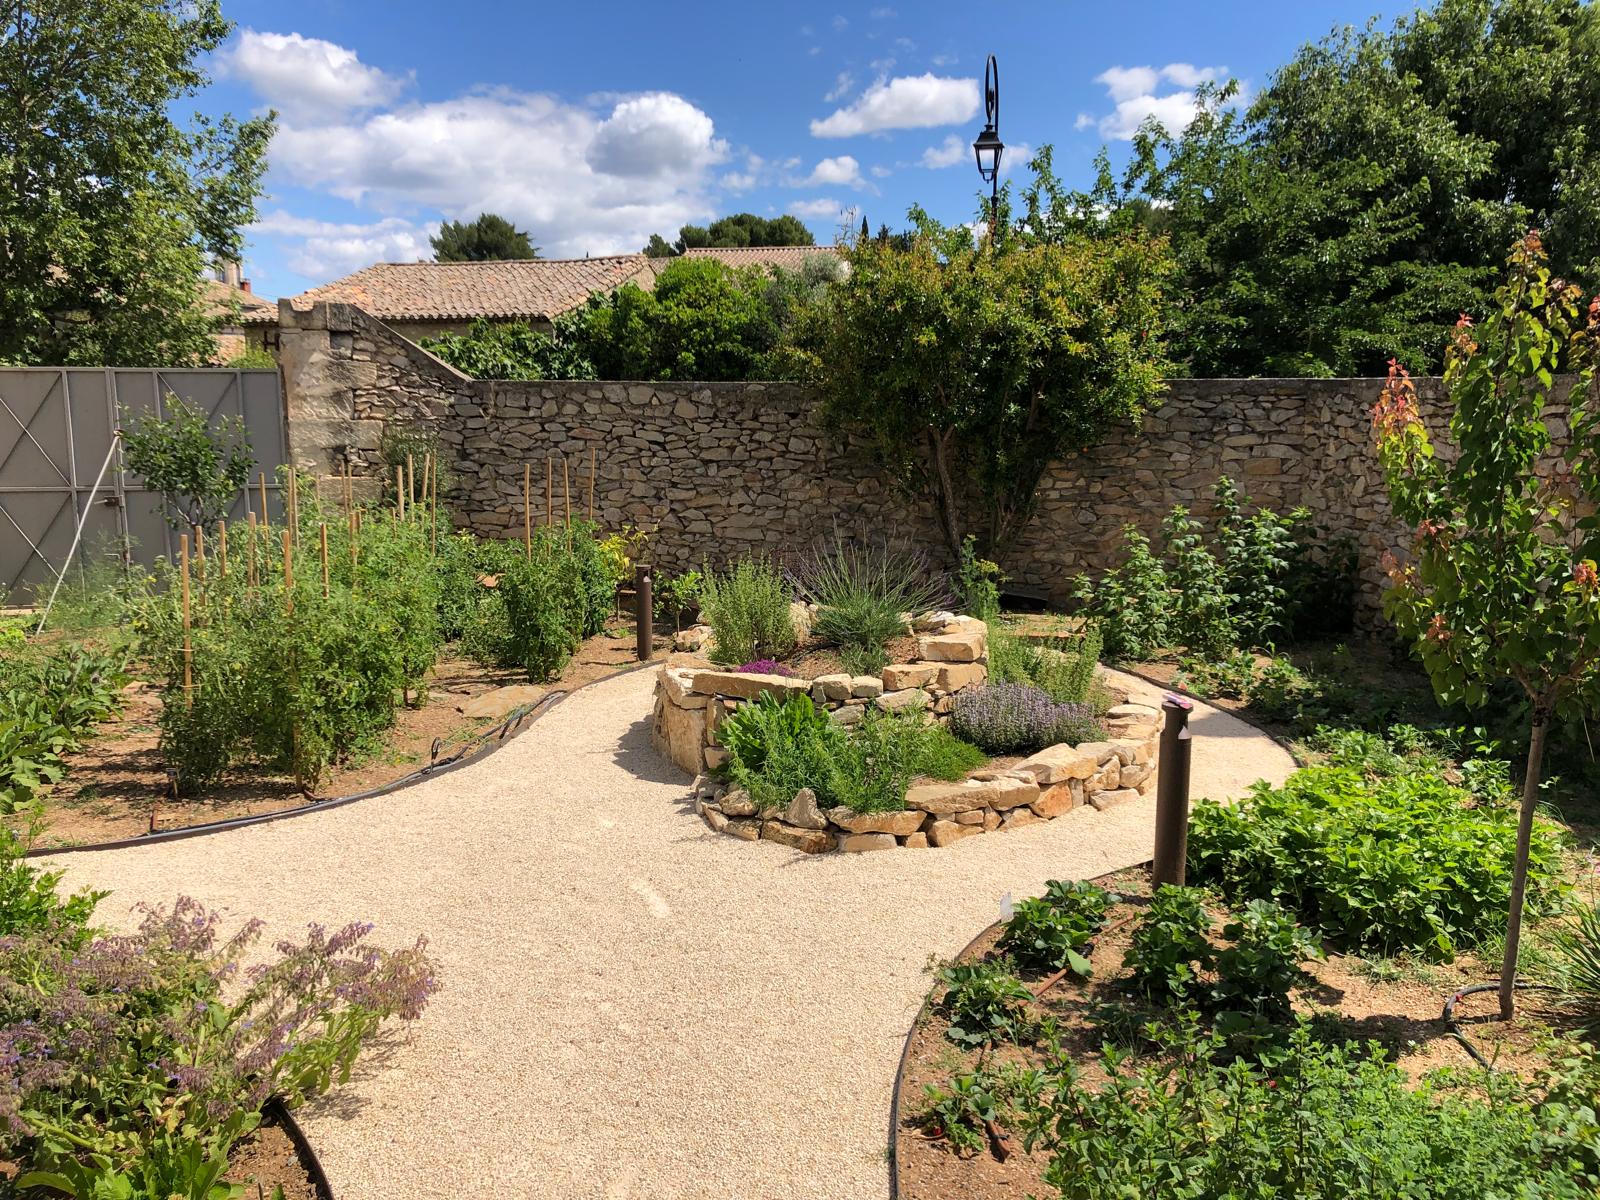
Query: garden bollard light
1152,692,1195,887
635,564,654,662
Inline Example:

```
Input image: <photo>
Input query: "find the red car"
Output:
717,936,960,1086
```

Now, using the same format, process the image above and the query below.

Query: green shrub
1021,1019,1600,1200
655,568,704,628
990,622,1106,707
954,534,1003,621
999,880,1115,976
1071,526,1171,660
721,691,844,811
1123,884,1215,1003
499,547,586,680
1163,505,1235,657
700,556,796,665
938,958,1037,1047
796,534,947,664
921,1072,999,1157
1212,899,1321,1021
911,722,988,782
0,644,128,813
1,818,101,937
1188,766,1566,958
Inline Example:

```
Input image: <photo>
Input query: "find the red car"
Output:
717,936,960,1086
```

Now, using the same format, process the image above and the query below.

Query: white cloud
920,134,967,168
832,14,849,31
870,6,896,17
250,211,435,278
870,164,892,179
803,154,865,187
220,30,410,123
586,92,726,178
721,170,757,191
810,73,978,137
789,198,846,218
267,86,727,261
1080,62,1231,140
825,71,855,102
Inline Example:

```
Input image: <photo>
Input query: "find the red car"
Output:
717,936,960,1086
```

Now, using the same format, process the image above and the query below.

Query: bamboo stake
407,453,416,510
343,465,353,522
246,511,258,589
319,523,330,599
192,525,206,613
546,456,553,525
282,529,294,601
523,463,532,560
282,528,301,792
562,457,572,542
395,464,405,522
287,469,299,544
351,509,361,591
179,534,193,710
588,446,596,523
218,521,228,580
259,472,269,528
429,456,439,555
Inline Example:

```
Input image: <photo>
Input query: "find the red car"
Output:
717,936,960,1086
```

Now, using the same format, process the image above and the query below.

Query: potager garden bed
653,608,1161,854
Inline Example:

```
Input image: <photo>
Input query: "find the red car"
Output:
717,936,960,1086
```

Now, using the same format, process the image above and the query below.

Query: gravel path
44,666,1294,1200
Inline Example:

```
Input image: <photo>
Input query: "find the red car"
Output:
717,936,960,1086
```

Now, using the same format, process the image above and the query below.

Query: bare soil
895,865,1576,1200
10,619,665,850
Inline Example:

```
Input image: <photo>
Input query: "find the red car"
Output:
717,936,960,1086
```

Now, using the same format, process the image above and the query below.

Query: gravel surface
44,666,1293,1200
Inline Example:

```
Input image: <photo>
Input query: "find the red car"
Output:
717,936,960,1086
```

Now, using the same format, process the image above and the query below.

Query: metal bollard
1152,692,1195,887
635,564,654,662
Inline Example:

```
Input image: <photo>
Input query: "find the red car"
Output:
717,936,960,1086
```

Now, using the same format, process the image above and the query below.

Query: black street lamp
972,54,1004,235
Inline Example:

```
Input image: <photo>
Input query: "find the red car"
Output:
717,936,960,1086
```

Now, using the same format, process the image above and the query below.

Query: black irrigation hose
1441,980,1563,1069
263,1096,335,1200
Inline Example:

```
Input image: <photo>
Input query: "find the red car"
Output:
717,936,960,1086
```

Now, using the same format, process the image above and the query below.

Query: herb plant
951,683,1103,755
699,556,796,665
938,959,1037,1048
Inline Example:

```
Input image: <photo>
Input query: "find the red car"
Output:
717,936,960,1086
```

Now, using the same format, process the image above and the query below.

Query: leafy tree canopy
120,394,254,528
645,213,816,256
430,213,539,262
799,204,1174,560
1065,0,1600,377
0,0,273,366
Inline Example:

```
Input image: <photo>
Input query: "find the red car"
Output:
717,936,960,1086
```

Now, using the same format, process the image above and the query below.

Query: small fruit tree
1373,232,1600,1018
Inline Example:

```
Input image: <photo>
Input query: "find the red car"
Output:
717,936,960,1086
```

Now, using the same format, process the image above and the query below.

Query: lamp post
972,54,1004,238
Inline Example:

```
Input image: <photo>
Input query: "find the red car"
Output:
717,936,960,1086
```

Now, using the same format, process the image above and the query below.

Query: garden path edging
26,660,658,858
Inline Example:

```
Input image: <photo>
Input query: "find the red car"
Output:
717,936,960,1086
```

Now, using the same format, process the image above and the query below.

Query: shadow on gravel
611,714,687,787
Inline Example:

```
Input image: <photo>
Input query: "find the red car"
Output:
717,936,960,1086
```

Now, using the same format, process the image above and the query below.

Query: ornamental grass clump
951,683,1103,755
794,533,949,672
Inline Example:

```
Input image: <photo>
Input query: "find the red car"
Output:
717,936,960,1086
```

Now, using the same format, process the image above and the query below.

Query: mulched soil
10,619,667,850
784,632,922,679
894,865,1578,1200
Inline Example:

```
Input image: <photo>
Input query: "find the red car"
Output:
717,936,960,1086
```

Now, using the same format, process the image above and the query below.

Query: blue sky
201,0,1387,300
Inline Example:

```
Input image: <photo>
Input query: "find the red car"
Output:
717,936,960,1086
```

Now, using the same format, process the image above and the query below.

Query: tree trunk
1499,710,1551,1020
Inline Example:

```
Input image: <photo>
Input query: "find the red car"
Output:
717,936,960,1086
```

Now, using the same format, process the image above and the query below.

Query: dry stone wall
278,301,1575,622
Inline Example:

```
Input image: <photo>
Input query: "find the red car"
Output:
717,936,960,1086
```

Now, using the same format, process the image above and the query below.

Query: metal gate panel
0,367,285,602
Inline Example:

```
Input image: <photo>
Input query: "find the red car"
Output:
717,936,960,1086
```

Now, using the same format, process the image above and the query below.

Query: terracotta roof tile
649,245,845,275
273,256,653,324
203,279,276,323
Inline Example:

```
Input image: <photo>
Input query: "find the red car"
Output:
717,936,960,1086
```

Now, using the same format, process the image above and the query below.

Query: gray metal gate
0,368,287,601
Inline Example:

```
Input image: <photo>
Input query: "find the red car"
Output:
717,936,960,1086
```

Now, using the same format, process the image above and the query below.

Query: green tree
642,233,678,258
671,213,816,252
1374,232,1600,1018
419,317,593,381
576,257,779,381
0,0,273,366
1086,0,1600,377
430,213,539,262
803,207,1173,560
121,395,254,528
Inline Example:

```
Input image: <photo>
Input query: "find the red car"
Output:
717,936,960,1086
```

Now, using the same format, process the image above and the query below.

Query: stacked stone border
650,613,1161,854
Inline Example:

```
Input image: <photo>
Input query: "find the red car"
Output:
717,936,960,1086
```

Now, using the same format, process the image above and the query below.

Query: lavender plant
0,850,437,1199
951,683,1104,755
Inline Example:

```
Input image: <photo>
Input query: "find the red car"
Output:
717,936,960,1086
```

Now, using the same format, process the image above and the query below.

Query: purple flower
738,658,793,676
951,684,1104,755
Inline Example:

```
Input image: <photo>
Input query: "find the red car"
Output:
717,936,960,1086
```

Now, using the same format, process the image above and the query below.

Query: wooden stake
395,464,405,522
523,463,532,560
282,528,301,792
352,510,361,589
246,511,258,589
259,472,269,528
588,446,596,524
343,465,353,521
179,534,193,710
218,521,228,579
407,453,416,510
287,469,299,544
429,456,439,555
546,456,553,525
282,529,294,600
319,523,330,599
193,523,205,574
563,457,572,531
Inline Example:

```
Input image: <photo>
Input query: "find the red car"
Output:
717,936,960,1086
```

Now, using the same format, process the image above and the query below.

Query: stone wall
277,301,1574,622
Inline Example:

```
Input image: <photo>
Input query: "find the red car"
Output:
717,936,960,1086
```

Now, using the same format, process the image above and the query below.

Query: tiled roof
203,279,276,324
651,245,845,275
271,255,655,324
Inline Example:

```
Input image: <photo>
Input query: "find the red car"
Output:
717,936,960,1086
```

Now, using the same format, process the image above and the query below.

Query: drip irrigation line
263,1096,335,1200
1441,980,1562,1070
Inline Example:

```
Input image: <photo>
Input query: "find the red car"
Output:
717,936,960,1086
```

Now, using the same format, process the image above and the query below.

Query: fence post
635,564,653,662
1151,693,1195,887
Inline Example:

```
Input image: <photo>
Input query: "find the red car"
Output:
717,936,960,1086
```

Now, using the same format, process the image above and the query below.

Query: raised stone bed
650,613,1162,853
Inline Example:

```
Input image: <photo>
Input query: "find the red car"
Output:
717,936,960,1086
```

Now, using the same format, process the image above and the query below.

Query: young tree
641,233,679,258
1373,231,1600,1018
804,207,1173,561
121,396,254,529
673,213,817,251
431,214,539,262
0,0,273,366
